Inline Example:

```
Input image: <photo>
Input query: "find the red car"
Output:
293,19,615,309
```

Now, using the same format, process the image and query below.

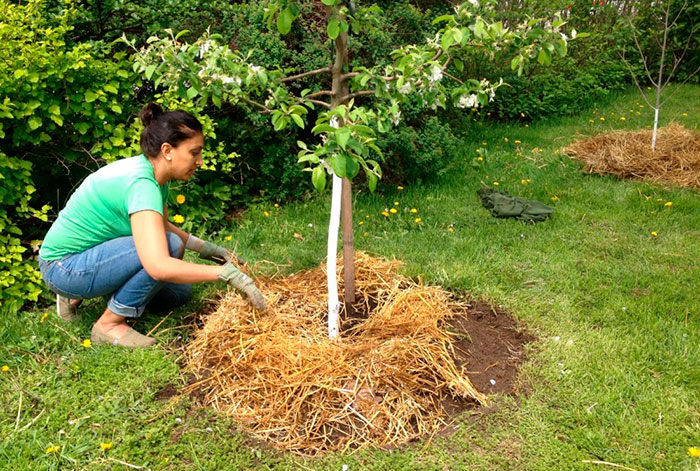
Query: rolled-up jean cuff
107,297,146,318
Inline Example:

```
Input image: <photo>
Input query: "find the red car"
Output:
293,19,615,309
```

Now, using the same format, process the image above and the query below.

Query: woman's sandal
91,324,156,348
57,294,79,322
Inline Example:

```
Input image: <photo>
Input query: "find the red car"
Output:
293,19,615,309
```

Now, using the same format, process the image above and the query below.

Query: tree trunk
652,0,671,151
326,4,355,338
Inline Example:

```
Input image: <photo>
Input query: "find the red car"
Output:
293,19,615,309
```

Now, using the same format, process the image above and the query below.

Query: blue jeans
38,232,192,318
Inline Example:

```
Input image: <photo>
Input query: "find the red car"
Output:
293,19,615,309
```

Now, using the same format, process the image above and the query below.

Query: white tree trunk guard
327,173,343,339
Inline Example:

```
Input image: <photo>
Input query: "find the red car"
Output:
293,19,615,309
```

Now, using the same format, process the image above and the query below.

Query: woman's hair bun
139,103,164,127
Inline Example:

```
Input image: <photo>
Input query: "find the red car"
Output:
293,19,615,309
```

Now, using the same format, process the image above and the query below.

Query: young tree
620,0,700,150
127,0,576,338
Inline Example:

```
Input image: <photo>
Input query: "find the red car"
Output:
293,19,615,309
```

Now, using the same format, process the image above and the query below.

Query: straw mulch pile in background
563,123,700,188
184,252,487,455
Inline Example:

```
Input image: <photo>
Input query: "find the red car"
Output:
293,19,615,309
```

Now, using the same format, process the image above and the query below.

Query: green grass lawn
2,85,700,470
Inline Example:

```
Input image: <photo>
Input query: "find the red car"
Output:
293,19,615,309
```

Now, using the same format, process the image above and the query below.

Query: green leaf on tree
277,8,294,35
336,127,351,150
330,154,347,177
327,19,340,40
346,156,360,179
145,64,157,80
312,165,326,191
291,114,305,129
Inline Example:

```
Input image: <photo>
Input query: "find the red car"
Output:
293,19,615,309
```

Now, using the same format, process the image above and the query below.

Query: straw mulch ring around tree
183,252,512,455
563,123,700,188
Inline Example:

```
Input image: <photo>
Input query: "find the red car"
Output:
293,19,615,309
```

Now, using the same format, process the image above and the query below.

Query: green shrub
379,116,461,184
0,0,140,311
0,152,48,313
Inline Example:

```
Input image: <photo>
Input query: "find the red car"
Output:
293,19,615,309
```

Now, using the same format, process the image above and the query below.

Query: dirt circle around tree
178,253,533,455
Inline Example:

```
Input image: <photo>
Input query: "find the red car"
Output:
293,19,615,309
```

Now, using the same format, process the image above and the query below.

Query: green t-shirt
39,155,169,261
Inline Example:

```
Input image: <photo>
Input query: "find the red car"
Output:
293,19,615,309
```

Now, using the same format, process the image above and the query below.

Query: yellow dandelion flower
514,140,521,144
389,208,397,214
397,186,404,190
682,112,688,117
651,231,658,237
365,215,370,219
45,446,60,454
40,312,49,323
274,203,279,208
525,124,529,128
81,339,92,348
172,214,185,224
263,211,270,217
520,112,525,118
410,208,418,213
521,179,529,185
394,201,399,206
665,201,673,207
599,117,605,121
414,218,422,223
482,141,487,146
504,137,509,143
551,196,559,202
493,182,499,186
447,227,454,233
176,194,186,204
689,447,700,458
100,442,113,451
589,119,594,123
224,236,232,241
381,211,389,217
1,365,9,372
620,117,626,121
477,156,484,162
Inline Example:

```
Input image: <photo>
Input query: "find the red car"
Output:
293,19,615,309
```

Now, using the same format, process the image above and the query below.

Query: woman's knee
166,232,185,259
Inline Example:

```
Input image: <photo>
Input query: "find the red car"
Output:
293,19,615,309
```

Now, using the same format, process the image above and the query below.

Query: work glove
200,241,246,265
218,262,267,310
187,235,245,265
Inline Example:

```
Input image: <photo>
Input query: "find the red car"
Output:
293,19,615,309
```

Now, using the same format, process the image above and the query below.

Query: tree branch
444,70,464,85
617,51,654,109
661,63,700,106
663,22,699,88
280,67,332,83
341,72,360,80
343,90,375,102
239,96,271,113
306,90,334,99
306,98,332,109
630,22,656,85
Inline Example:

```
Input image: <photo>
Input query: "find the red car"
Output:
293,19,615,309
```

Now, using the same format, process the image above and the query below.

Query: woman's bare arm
130,210,222,284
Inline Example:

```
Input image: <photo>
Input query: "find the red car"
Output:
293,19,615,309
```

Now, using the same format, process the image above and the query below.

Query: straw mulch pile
564,123,700,187
184,252,487,455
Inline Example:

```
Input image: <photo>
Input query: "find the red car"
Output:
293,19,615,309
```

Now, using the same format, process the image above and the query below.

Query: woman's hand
218,262,267,310
200,241,246,265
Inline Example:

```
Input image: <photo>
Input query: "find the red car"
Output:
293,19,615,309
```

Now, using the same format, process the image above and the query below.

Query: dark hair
139,103,203,157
